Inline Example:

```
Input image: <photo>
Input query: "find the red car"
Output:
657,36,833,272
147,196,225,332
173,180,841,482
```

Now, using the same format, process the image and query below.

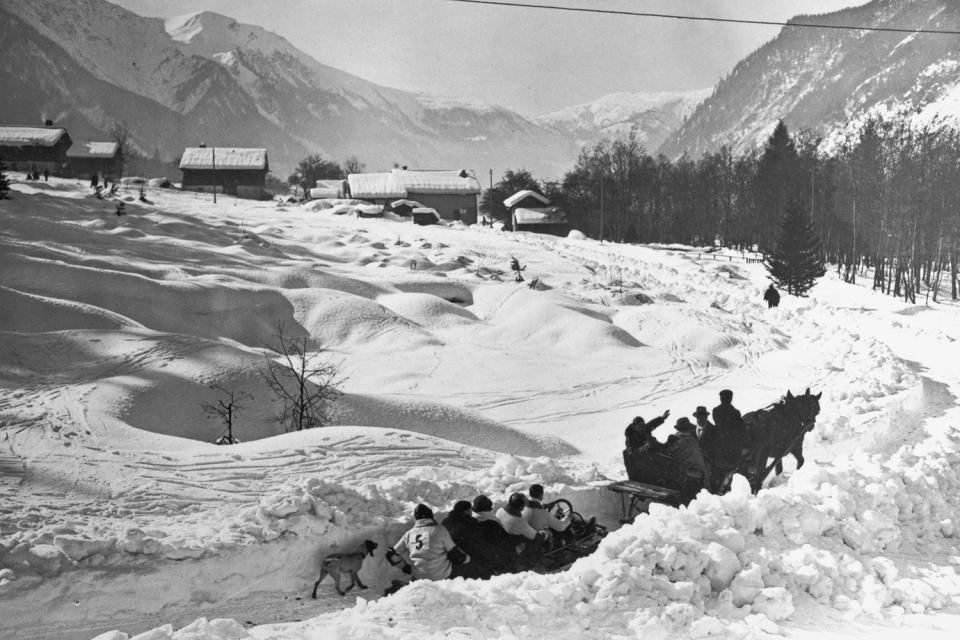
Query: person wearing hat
712,390,748,481
496,492,547,569
392,503,468,581
472,495,519,576
665,417,710,504
623,409,670,482
522,484,571,534
693,405,722,491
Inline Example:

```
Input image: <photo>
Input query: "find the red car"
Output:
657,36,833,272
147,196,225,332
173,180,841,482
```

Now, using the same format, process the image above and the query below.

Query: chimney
44,119,54,127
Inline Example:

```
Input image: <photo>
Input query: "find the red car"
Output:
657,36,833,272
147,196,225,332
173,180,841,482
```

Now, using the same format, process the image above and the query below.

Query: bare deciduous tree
201,385,252,445
109,120,132,178
262,323,343,431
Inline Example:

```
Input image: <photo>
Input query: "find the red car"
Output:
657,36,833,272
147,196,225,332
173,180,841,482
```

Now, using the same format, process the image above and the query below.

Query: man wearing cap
665,417,710,504
496,492,547,569
472,494,519,575
693,405,723,492
522,484,571,534
392,503,467,581
712,390,748,481
623,409,670,481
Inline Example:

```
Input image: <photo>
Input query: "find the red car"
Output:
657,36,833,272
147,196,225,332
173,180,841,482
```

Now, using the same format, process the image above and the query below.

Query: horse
735,388,821,494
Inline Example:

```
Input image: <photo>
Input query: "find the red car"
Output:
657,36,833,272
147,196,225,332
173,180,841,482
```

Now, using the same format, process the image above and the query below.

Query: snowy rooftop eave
504,189,550,208
66,142,119,159
179,147,268,170
0,126,67,147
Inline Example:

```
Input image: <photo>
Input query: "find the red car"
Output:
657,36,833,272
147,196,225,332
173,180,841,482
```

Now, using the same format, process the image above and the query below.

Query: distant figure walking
763,284,780,308
43,169,49,182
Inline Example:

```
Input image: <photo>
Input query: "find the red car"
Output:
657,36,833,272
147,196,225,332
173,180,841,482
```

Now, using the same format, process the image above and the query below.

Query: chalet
179,147,268,199
348,168,481,224
66,142,121,179
0,125,72,175
505,190,570,236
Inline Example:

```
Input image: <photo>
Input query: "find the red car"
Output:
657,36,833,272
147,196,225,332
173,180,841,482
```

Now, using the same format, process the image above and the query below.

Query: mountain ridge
0,0,580,177
659,0,960,158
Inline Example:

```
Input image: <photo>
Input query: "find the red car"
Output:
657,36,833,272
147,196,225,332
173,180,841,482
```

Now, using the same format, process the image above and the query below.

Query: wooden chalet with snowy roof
179,147,269,199
66,142,121,179
504,190,570,236
0,124,72,175
347,168,481,224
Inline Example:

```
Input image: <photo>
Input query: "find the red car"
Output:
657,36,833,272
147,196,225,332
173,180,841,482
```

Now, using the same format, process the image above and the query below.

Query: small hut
505,189,569,236
310,179,347,199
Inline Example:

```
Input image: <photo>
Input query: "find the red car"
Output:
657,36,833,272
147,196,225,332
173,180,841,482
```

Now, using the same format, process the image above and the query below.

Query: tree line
482,115,960,303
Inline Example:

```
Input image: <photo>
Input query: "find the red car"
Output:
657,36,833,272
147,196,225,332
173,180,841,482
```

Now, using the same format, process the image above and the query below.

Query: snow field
2,180,960,639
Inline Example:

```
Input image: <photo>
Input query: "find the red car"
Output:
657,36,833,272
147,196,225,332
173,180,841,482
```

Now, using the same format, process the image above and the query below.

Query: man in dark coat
712,390,747,477
470,495,519,576
694,405,724,492
665,417,710,504
623,409,670,482
441,500,486,579
763,284,781,308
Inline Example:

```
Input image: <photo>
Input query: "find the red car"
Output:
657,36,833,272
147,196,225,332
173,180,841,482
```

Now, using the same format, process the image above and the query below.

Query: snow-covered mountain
660,0,960,158
0,0,578,177
535,89,711,152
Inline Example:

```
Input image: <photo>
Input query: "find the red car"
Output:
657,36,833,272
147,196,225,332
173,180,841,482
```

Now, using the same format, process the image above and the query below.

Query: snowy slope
536,89,712,151
661,0,960,158
2,176,960,639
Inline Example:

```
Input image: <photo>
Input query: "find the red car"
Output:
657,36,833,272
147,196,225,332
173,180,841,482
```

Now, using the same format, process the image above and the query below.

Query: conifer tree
0,158,10,199
765,197,825,296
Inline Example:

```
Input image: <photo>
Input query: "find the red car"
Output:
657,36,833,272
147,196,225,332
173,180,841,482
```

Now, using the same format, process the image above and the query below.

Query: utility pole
599,163,604,243
212,145,217,204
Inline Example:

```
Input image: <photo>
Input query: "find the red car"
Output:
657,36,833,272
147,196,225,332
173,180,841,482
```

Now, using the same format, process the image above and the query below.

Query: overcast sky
111,0,872,116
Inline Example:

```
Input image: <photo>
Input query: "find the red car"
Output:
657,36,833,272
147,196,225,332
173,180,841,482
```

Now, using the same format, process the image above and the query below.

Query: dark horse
735,388,821,493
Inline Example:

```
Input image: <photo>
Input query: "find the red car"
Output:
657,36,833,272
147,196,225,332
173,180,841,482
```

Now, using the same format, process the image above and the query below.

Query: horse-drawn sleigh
609,388,822,521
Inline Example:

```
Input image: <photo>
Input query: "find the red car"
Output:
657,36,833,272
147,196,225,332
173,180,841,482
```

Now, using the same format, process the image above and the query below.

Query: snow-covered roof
315,179,345,189
504,190,550,208
348,169,481,199
0,126,68,147
179,147,268,170
513,207,567,225
67,142,119,158
390,199,425,209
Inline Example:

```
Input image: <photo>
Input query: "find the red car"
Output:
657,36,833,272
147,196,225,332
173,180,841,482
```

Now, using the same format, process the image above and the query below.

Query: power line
440,0,960,36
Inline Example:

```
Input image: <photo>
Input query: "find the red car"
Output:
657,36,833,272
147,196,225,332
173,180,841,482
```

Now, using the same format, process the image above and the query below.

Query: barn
179,147,269,199
348,169,481,224
0,125,72,175
66,142,121,180
505,190,570,236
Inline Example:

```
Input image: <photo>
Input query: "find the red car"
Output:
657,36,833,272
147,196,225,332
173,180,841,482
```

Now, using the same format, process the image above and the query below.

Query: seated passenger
393,504,468,581
522,484,571,534
664,417,711,504
441,500,486,579
472,494,520,576
496,492,546,568
496,493,540,540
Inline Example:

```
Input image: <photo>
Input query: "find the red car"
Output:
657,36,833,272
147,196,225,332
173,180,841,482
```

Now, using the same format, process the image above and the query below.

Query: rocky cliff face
660,0,960,158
